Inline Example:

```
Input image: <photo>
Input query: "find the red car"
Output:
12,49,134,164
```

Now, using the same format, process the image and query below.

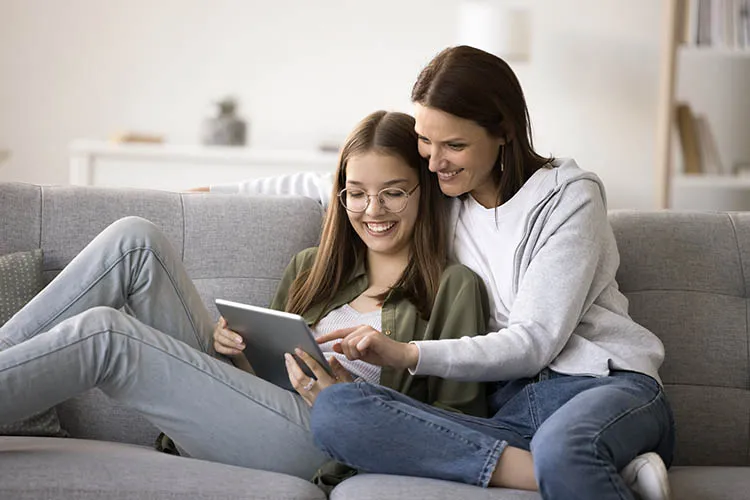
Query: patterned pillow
0,249,68,437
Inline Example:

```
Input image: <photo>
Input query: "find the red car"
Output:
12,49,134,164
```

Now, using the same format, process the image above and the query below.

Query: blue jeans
311,369,674,499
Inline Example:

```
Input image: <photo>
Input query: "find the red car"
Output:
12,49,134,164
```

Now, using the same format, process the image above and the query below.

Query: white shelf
69,140,339,167
679,46,750,58
671,174,750,211
69,140,339,191
673,174,750,188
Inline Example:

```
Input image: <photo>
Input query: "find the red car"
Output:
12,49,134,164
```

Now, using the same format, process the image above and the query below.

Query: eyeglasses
338,184,420,213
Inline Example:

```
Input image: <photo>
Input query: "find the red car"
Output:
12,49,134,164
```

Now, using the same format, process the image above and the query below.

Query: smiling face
414,103,505,208
344,152,420,261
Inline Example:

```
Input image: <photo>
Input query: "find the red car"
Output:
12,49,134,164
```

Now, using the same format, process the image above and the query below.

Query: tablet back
215,299,332,391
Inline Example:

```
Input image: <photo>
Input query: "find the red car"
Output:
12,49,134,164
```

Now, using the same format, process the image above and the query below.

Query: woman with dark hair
0,110,489,481
215,47,674,499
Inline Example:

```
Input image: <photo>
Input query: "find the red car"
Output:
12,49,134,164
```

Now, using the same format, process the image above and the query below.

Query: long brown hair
285,111,449,320
411,45,553,205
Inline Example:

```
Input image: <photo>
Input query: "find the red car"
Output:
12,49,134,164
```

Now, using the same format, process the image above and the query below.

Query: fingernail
284,353,291,363
294,347,303,356
235,337,243,344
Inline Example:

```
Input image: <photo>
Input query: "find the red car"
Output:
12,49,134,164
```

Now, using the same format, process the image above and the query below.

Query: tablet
215,298,333,391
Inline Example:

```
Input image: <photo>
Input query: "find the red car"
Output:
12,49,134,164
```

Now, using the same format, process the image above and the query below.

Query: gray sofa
0,182,748,500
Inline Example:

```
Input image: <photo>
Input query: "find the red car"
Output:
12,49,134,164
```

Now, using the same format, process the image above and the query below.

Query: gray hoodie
413,158,665,384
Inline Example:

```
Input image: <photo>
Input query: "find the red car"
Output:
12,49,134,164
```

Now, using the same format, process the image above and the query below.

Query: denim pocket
613,370,662,396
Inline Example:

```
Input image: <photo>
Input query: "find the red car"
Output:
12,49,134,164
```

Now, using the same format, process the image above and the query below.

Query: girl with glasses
0,110,490,483
211,47,674,500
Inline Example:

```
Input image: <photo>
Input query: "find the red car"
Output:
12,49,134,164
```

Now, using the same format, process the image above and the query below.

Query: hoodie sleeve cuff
407,340,447,377
407,342,421,375
209,183,241,194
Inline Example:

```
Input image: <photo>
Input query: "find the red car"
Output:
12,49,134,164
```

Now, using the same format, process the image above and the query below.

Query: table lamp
457,1,532,62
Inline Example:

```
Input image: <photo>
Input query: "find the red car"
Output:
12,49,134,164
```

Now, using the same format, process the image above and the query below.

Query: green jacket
272,247,490,417
275,248,490,491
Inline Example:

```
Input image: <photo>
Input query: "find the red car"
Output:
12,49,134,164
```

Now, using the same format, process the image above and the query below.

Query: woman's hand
285,348,353,406
315,326,420,370
212,316,246,356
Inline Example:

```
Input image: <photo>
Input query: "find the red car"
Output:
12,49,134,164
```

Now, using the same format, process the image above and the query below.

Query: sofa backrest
0,183,322,447
610,210,750,467
2,183,748,466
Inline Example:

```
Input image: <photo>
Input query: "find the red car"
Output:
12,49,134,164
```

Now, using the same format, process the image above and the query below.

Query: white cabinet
671,174,750,210
69,140,339,191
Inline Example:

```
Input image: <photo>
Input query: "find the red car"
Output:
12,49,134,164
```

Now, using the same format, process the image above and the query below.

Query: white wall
520,0,664,209
0,0,665,209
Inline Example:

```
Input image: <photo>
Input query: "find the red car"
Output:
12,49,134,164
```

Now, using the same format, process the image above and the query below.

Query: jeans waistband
533,368,552,383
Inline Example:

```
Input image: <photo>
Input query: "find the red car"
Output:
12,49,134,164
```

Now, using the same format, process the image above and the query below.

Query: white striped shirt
312,304,382,384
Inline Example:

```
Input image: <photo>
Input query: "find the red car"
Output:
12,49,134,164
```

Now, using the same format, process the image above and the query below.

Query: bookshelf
657,0,750,210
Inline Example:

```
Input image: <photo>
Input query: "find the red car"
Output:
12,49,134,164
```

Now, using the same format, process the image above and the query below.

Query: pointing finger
316,326,359,344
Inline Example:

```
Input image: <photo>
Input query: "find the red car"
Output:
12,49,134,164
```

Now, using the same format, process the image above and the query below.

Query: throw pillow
0,249,68,437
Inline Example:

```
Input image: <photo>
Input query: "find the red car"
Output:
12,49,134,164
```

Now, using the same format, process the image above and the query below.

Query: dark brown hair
411,45,553,205
285,111,449,320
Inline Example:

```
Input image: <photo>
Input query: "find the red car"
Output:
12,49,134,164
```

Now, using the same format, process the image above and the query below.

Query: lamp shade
457,1,531,62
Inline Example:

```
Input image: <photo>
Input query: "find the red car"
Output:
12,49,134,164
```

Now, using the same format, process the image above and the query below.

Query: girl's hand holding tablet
212,316,245,357
285,349,353,406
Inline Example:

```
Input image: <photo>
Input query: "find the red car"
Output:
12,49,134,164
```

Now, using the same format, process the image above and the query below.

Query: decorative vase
201,98,247,146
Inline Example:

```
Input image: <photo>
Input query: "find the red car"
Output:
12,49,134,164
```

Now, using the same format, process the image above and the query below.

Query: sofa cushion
0,249,67,438
669,466,750,500
0,183,42,256
0,249,44,325
56,389,160,447
330,468,750,500
329,474,540,499
610,211,750,466
0,436,326,500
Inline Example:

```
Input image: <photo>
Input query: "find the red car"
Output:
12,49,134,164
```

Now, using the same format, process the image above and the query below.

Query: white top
453,174,554,332
312,304,382,384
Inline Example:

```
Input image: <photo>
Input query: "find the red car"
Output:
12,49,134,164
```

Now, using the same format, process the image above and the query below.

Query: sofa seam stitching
38,185,43,249
664,382,747,390
727,213,749,298
179,193,186,262
40,272,282,282
625,289,747,299
729,212,750,462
